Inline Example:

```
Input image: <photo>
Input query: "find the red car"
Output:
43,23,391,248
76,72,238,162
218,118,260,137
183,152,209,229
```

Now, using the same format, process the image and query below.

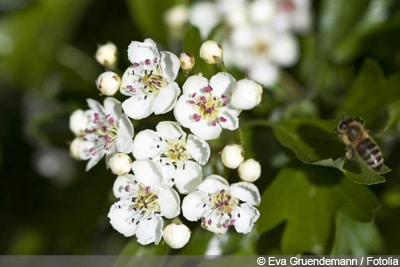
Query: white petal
160,51,180,81
202,212,230,234
197,175,229,194
230,181,261,206
108,200,138,237
248,61,279,87
132,130,162,159
135,216,163,245
182,191,207,221
112,173,136,198
116,116,134,153
186,134,210,165
158,184,181,218
190,119,222,140
132,159,162,187
232,204,260,234
189,2,221,39
156,121,186,140
270,33,298,67
122,94,155,119
174,96,194,128
127,39,159,64
181,74,208,95
86,98,104,114
174,161,202,194
209,72,236,96
103,97,122,119
153,82,180,115
219,107,239,130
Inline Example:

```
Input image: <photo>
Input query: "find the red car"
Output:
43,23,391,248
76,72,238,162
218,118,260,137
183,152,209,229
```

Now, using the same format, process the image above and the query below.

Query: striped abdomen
355,138,383,171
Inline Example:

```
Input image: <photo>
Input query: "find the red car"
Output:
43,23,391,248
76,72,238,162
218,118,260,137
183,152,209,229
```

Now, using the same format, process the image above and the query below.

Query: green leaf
331,212,384,255
257,167,380,254
272,118,388,185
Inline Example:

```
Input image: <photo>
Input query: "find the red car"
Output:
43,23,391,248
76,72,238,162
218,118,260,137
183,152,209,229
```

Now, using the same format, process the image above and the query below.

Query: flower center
132,183,160,214
211,189,238,215
189,85,228,126
164,138,191,163
86,112,118,156
141,68,168,95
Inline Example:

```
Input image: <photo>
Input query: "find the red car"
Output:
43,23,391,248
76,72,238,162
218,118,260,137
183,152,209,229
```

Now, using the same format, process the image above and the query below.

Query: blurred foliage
2,0,400,257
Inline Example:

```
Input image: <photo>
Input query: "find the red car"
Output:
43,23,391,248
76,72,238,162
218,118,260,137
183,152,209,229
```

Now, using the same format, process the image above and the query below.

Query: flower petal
174,96,194,128
182,191,207,221
132,130,162,159
156,121,186,140
132,159,162,187
108,200,138,237
202,212,230,234
122,94,155,119
103,97,123,119
153,82,180,115
135,216,163,245
230,181,261,206
209,72,236,96
112,174,136,198
186,134,210,165
182,74,208,95
116,115,134,153
232,204,260,234
160,51,180,81
197,175,229,194
190,119,222,140
158,184,181,218
127,38,159,64
219,107,239,130
174,161,202,194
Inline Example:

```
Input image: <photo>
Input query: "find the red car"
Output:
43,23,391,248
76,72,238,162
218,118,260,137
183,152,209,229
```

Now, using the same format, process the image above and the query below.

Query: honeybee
336,116,383,172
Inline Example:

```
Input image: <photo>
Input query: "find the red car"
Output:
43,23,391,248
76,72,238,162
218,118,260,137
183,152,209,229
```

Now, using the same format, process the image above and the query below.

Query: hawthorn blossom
71,97,134,171
132,121,210,194
174,72,240,140
108,160,180,245
120,38,181,119
182,175,260,234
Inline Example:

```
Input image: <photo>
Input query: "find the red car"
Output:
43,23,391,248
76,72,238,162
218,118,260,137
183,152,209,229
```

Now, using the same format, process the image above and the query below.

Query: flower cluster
69,38,262,248
167,0,311,87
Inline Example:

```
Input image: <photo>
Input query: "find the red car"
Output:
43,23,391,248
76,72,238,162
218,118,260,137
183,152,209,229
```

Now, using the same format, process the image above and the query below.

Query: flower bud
108,153,132,176
238,158,261,182
95,71,121,96
221,144,244,169
70,137,82,160
162,222,191,249
164,5,189,33
179,52,195,71
231,79,263,110
199,40,223,64
69,109,89,136
95,42,118,67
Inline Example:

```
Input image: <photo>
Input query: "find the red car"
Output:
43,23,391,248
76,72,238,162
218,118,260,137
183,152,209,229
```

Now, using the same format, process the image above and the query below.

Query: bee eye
339,122,347,130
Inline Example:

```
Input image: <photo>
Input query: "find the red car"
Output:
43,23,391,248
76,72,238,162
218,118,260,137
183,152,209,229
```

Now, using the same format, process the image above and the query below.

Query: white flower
230,78,263,110
271,0,312,33
95,42,118,67
132,121,210,194
223,24,298,86
76,97,134,171
120,39,181,119
162,222,191,249
108,153,132,176
174,72,240,140
238,159,261,182
182,175,260,234
221,144,244,169
95,71,121,96
199,40,223,64
189,1,222,39
108,160,180,245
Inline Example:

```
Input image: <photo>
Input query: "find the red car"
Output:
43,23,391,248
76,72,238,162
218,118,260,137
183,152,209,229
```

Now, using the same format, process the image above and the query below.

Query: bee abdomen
356,139,383,171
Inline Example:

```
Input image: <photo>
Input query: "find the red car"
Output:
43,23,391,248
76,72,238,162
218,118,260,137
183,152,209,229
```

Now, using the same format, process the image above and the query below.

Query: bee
336,116,383,172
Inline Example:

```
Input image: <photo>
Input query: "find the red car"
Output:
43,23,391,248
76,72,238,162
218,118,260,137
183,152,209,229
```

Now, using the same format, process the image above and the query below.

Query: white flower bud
69,109,89,136
199,40,223,64
231,79,263,110
95,42,118,67
95,71,121,96
238,158,261,182
108,153,132,176
179,52,195,71
164,5,189,32
70,137,82,160
162,222,191,249
221,144,244,169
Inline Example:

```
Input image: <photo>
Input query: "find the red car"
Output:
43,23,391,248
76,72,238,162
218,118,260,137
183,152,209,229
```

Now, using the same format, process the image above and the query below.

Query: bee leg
345,146,354,160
